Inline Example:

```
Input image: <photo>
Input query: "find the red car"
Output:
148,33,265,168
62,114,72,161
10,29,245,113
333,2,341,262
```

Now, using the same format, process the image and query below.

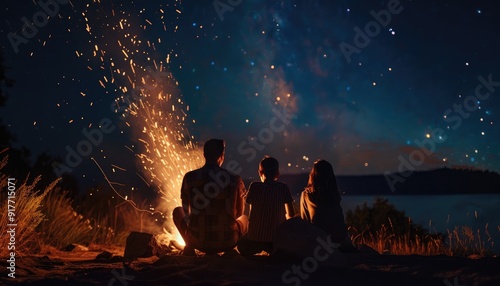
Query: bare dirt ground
1,246,499,286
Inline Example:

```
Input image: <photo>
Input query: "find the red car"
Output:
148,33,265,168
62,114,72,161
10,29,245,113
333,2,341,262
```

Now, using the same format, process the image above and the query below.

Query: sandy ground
1,246,499,286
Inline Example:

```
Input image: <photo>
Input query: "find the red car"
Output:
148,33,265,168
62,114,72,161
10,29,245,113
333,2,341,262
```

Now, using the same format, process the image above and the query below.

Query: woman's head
306,159,340,203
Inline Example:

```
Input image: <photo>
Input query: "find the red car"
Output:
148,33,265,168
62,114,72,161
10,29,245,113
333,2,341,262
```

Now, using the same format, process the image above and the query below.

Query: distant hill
244,168,500,196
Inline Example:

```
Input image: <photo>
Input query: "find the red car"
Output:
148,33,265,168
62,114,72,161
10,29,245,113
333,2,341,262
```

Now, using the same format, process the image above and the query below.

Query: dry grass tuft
350,223,495,257
0,155,59,257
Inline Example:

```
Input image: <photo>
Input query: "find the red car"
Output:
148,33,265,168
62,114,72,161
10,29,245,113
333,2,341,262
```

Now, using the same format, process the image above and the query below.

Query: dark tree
345,197,430,238
0,49,27,174
0,51,16,148
0,51,15,107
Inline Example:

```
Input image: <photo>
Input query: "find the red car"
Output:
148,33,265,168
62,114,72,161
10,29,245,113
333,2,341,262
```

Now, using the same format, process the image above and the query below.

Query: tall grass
349,221,496,257
77,192,161,246
350,223,449,256
36,187,146,248
36,189,94,248
0,155,128,254
446,225,495,257
0,155,57,257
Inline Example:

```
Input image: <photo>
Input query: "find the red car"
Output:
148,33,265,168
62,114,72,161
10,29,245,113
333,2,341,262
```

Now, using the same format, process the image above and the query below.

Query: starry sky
1,0,499,190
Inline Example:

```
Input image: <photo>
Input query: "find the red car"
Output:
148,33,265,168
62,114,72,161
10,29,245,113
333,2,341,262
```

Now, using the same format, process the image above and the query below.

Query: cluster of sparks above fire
76,1,201,244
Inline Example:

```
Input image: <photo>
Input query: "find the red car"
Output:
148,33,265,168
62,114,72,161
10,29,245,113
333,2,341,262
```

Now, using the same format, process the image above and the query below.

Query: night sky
1,0,499,191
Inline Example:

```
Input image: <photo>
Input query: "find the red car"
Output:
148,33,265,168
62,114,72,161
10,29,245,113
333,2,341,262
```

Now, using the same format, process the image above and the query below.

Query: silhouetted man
173,139,247,255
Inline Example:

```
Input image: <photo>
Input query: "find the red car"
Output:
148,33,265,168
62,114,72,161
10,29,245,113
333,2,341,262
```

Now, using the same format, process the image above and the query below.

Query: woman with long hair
300,160,354,250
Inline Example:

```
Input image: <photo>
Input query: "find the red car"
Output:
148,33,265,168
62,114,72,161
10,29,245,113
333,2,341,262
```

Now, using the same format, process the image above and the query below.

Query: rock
124,231,154,262
62,244,75,252
357,243,379,254
95,251,113,261
109,255,124,263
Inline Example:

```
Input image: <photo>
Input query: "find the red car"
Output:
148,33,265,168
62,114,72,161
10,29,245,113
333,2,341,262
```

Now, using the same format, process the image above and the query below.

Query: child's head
259,156,279,182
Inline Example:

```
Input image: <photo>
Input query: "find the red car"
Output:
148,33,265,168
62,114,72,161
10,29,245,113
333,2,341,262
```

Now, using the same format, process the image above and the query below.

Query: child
237,156,295,256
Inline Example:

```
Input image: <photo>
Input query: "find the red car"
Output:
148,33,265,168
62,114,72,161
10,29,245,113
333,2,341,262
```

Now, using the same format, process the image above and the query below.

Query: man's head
203,139,225,166
259,156,280,182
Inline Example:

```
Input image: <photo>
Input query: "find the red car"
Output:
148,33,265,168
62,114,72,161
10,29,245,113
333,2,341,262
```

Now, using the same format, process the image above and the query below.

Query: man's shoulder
221,166,241,176
193,165,243,183
184,167,204,178
184,165,242,179
216,166,242,181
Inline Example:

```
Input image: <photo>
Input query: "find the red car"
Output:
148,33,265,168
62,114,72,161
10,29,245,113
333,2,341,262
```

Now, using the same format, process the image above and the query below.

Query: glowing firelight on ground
175,232,186,247
156,227,186,250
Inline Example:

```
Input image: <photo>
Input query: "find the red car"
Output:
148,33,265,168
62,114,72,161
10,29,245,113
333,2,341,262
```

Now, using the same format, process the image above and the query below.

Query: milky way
1,0,499,190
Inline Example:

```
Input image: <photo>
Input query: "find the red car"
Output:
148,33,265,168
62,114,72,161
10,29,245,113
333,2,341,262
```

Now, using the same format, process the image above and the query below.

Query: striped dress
245,181,293,242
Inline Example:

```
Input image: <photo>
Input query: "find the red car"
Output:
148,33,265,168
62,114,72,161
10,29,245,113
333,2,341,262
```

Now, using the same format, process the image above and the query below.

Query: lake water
339,194,500,254
290,193,500,253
